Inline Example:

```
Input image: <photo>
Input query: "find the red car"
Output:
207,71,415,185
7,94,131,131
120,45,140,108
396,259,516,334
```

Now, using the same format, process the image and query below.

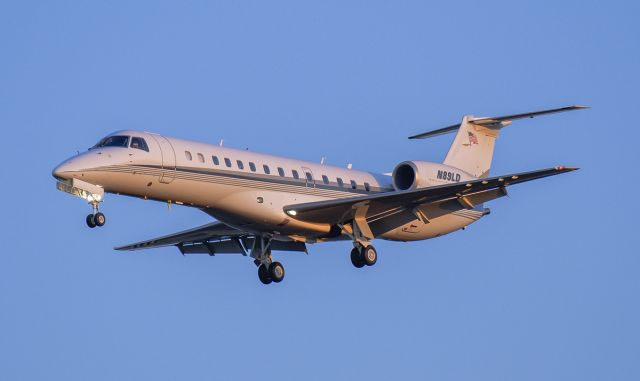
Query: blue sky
1,1,638,380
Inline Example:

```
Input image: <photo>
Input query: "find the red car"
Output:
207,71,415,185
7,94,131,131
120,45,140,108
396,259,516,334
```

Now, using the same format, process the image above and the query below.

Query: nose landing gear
86,212,106,228
86,201,106,228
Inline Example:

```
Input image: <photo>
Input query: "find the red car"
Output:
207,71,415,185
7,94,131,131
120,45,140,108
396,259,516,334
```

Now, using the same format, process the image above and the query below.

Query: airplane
52,105,586,284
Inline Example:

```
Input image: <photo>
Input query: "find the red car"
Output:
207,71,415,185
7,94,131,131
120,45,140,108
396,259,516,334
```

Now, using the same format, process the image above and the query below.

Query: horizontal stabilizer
409,105,589,139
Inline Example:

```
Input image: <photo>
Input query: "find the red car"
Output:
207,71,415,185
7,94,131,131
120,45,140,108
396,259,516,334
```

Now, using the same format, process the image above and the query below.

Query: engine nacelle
391,161,476,190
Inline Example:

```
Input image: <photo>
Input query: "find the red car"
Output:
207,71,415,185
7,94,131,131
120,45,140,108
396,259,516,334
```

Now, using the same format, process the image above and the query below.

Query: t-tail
409,105,589,178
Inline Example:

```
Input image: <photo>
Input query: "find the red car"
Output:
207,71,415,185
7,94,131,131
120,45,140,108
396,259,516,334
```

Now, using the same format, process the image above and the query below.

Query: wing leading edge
283,166,578,225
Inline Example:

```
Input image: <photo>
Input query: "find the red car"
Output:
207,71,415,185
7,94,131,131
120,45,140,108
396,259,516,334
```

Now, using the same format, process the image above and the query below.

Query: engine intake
392,163,418,190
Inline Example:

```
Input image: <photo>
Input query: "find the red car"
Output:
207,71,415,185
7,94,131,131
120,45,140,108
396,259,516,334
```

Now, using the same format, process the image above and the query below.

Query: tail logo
468,131,479,145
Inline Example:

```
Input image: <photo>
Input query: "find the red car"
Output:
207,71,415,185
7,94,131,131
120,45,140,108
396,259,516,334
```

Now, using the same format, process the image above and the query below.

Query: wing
114,221,308,255
283,166,577,225
114,221,247,252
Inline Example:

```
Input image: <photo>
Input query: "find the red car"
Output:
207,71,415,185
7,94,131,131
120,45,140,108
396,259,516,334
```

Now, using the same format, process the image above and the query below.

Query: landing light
56,178,104,204
86,194,103,202
287,210,297,216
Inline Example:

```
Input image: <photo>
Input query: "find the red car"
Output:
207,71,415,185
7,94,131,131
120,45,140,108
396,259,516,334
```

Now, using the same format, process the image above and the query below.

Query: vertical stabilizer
443,116,498,178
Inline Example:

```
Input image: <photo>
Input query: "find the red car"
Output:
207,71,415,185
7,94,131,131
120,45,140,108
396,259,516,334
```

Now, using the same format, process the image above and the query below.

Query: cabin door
151,135,176,184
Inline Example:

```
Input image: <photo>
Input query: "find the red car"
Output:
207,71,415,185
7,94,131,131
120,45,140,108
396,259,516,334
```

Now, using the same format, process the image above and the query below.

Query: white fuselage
53,130,485,243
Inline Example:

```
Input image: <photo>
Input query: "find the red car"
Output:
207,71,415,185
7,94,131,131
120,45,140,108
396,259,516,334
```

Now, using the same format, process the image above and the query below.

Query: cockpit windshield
91,135,130,149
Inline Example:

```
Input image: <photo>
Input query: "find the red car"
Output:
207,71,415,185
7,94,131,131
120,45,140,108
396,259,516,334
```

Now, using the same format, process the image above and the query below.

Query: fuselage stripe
94,165,372,199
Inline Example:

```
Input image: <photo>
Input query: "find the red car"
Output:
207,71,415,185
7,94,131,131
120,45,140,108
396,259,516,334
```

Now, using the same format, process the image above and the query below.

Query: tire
362,245,377,266
86,214,97,228
258,265,272,284
94,212,106,227
350,247,365,268
268,262,285,283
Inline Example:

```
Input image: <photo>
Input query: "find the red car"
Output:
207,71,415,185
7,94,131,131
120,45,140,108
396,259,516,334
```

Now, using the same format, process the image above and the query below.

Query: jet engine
391,161,475,190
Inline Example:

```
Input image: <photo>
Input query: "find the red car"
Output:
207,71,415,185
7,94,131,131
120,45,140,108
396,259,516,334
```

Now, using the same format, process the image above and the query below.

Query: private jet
52,105,585,284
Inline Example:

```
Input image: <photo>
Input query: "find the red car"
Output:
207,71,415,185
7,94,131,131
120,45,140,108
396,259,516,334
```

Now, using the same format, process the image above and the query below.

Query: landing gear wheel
350,247,365,268
258,264,272,285
86,214,97,228
94,212,106,227
268,262,285,283
361,245,377,266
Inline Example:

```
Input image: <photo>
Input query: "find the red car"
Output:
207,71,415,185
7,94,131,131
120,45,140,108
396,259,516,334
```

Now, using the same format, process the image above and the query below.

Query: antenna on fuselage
347,163,353,170
320,157,325,165
219,139,224,147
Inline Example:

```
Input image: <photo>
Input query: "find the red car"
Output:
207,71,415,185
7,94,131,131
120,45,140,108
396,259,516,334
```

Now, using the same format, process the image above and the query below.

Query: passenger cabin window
92,135,130,149
249,162,256,172
322,175,329,184
350,180,357,190
263,165,271,174
197,153,205,163
306,172,313,182
337,178,344,187
364,182,371,192
224,158,232,167
237,160,244,170
277,167,285,177
185,151,192,161
292,170,299,179
212,156,220,165
130,137,149,152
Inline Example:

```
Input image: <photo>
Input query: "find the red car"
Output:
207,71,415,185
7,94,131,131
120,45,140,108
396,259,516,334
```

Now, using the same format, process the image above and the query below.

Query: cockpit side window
92,135,130,149
130,137,149,152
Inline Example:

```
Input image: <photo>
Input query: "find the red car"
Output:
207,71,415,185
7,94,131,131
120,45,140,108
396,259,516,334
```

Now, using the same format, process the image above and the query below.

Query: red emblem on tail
468,131,478,145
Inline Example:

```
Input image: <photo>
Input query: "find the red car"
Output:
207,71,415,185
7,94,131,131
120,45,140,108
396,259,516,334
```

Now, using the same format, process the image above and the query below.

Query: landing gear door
301,167,315,188
150,135,176,184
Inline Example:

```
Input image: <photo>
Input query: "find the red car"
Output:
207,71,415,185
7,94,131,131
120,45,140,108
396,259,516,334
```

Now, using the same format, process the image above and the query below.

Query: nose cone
52,160,77,181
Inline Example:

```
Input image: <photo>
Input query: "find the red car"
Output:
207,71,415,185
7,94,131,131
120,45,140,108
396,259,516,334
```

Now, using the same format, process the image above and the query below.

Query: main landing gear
251,235,285,285
257,261,285,285
338,218,379,269
350,244,378,268
86,200,106,228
